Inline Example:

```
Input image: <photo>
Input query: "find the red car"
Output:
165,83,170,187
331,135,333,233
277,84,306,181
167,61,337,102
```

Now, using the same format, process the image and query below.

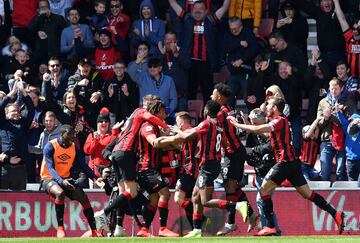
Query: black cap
97,28,112,38
283,1,295,9
79,57,92,66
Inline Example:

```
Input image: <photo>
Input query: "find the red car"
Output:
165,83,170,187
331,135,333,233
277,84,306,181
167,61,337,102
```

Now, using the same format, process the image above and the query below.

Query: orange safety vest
40,139,76,180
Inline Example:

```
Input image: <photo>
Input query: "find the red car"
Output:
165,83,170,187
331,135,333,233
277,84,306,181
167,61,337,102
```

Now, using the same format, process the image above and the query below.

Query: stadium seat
26,183,40,191
307,181,331,189
332,181,359,188
188,99,204,120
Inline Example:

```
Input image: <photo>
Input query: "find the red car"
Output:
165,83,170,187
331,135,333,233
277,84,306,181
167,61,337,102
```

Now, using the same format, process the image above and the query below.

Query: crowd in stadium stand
0,0,359,236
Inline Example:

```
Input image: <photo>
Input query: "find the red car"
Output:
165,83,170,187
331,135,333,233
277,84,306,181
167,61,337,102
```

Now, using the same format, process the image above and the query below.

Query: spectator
276,0,309,59
104,60,139,125
247,53,272,110
41,57,70,105
337,112,360,181
274,61,303,155
94,28,127,81
130,0,166,58
49,0,72,18
336,60,360,105
24,86,47,183
91,0,109,34
28,111,60,154
3,50,34,86
268,31,307,81
220,16,258,107
44,72,90,149
334,0,360,78
28,0,67,64
317,78,354,181
83,108,122,177
301,122,321,181
127,41,151,78
12,0,38,48
228,0,262,35
304,49,332,124
169,0,230,103
128,57,177,120
60,7,94,60
1,36,29,58
159,32,191,111
107,0,131,43
0,81,35,190
68,58,105,129
294,0,345,68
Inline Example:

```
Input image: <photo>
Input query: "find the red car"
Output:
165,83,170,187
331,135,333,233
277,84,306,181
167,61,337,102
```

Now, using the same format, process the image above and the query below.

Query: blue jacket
130,0,165,57
0,95,35,163
60,24,94,57
337,111,360,160
127,62,177,114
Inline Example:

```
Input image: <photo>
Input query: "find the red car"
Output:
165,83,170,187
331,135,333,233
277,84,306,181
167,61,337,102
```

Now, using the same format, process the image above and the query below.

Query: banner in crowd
0,190,359,237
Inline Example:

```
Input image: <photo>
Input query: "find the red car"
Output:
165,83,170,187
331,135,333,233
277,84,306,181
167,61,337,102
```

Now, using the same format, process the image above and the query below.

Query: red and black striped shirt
137,122,160,172
344,28,360,77
192,21,207,61
268,116,298,163
300,139,319,166
179,139,199,177
195,119,222,166
217,105,243,153
112,108,168,152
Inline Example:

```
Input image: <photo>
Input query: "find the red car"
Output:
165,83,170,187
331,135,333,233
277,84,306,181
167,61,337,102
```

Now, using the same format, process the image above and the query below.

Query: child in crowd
91,0,109,34
301,119,321,181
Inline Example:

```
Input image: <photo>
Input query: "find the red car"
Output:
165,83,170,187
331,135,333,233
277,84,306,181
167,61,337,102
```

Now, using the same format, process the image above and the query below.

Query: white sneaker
216,223,237,236
94,210,109,232
113,225,127,237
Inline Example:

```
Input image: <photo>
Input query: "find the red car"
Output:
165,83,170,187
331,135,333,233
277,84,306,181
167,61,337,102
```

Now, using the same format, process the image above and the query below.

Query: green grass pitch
0,236,359,243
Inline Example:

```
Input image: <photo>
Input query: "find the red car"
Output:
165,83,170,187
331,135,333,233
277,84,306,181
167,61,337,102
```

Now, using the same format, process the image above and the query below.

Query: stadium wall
0,189,359,237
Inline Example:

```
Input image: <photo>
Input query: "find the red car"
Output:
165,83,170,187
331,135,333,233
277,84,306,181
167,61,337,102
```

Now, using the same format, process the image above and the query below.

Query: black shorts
175,174,196,198
112,151,137,181
221,146,246,181
196,160,221,189
265,160,307,187
137,169,170,194
40,179,86,200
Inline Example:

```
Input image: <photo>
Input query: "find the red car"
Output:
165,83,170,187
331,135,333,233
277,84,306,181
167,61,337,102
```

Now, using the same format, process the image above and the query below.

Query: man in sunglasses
108,0,131,42
41,57,70,104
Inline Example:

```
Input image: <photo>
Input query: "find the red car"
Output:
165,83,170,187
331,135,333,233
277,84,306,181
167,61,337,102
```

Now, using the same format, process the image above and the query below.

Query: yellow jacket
229,0,262,28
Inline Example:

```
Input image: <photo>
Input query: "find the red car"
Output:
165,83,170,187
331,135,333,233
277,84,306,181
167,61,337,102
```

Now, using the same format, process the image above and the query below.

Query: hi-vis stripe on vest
40,139,76,180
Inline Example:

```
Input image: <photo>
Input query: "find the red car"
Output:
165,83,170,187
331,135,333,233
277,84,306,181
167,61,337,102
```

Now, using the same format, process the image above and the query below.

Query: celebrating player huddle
41,84,345,238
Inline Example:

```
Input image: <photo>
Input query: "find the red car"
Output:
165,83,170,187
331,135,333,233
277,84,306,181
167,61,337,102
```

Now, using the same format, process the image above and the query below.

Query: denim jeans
255,175,281,234
176,96,188,112
319,141,347,181
301,164,320,181
227,73,249,108
347,159,360,181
